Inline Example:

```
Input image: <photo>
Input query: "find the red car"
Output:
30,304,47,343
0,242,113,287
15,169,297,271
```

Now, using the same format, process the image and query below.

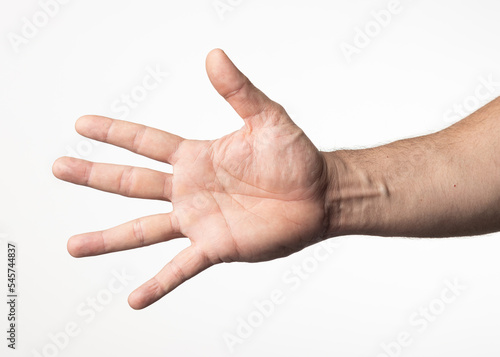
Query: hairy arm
324,98,500,238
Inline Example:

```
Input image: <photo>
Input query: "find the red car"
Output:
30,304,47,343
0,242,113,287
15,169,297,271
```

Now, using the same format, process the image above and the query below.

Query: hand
53,49,332,309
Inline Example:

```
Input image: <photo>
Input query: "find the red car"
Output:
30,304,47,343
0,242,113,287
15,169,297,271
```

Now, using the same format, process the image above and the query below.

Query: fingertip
52,156,84,182
75,115,90,134
205,48,246,100
128,286,153,310
206,48,238,80
67,233,104,258
127,291,144,310
67,236,83,258
128,279,164,310
75,115,111,140
52,157,64,178
76,115,102,136
206,48,226,68
52,156,73,179
206,48,224,80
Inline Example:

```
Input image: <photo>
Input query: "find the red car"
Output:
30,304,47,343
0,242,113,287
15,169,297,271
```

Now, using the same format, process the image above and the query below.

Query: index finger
75,115,184,164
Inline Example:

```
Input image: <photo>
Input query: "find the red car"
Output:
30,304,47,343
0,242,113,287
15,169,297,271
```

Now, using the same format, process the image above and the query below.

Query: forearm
323,97,500,238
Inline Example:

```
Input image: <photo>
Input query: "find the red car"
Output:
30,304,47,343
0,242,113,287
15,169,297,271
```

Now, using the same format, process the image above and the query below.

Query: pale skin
52,49,500,309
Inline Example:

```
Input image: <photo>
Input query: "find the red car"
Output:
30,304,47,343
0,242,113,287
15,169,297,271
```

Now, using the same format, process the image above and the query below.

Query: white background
1,0,500,356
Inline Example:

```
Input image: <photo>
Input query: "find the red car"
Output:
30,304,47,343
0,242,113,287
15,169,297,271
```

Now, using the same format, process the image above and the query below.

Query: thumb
206,48,281,127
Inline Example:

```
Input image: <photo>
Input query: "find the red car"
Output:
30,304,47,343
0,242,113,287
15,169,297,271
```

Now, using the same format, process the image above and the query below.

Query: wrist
321,149,392,238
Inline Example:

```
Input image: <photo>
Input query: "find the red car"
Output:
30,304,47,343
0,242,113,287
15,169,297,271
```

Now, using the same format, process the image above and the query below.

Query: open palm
53,49,331,309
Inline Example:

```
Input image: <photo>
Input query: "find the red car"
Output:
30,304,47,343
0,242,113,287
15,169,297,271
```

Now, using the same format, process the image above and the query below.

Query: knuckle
169,260,186,283
119,166,136,196
162,175,172,200
132,126,147,152
132,219,146,247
